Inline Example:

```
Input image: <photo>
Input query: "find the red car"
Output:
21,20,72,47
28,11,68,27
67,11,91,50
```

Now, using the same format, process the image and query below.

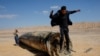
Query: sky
0,0,100,29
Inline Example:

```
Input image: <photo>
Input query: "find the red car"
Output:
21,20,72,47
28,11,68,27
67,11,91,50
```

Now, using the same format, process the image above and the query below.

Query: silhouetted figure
14,29,19,45
49,6,80,53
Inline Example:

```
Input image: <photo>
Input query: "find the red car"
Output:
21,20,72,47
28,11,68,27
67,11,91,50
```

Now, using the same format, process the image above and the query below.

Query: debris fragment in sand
84,48,93,53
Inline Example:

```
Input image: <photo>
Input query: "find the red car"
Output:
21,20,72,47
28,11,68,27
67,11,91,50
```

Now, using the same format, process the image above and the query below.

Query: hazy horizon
0,0,100,29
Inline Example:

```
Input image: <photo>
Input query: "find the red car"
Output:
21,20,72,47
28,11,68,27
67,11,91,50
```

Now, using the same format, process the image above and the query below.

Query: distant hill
0,22,100,37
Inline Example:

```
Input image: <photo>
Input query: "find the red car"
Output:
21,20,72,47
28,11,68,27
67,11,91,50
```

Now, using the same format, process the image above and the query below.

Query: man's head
15,29,18,33
60,6,67,15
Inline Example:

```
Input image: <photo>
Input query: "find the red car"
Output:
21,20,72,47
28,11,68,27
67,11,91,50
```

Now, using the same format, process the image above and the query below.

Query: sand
0,22,100,56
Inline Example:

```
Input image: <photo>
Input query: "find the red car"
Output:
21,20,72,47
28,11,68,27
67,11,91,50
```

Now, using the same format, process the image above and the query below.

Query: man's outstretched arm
69,9,80,14
49,10,53,19
49,10,60,19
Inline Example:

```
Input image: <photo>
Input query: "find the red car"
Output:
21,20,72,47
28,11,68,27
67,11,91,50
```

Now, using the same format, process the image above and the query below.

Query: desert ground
0,22,100,56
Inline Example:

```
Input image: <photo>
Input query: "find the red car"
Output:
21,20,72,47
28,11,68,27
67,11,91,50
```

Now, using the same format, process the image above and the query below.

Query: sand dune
0,22,100,56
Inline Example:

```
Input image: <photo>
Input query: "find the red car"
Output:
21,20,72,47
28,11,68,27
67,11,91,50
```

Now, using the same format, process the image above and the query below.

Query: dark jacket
50,10,77,27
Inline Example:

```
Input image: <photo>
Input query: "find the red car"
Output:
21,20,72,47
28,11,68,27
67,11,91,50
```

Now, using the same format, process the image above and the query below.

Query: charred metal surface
19,31,59,54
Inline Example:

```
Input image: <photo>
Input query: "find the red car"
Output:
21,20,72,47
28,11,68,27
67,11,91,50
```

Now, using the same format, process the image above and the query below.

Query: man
14,29,19,45
49,6,80,53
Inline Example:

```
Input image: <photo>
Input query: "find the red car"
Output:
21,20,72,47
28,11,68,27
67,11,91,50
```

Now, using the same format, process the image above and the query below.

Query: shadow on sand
19,42,50,56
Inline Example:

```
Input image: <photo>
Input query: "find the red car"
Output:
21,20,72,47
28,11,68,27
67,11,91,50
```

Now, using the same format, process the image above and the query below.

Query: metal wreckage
19,31,61,56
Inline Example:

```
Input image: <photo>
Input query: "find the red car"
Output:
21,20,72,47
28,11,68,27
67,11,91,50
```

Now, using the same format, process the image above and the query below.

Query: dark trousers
59,26,71,52
15,35,19,44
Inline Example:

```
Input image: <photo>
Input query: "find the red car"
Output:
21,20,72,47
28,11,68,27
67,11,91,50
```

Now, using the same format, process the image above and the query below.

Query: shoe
64,50,71,55
14,44,19,46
